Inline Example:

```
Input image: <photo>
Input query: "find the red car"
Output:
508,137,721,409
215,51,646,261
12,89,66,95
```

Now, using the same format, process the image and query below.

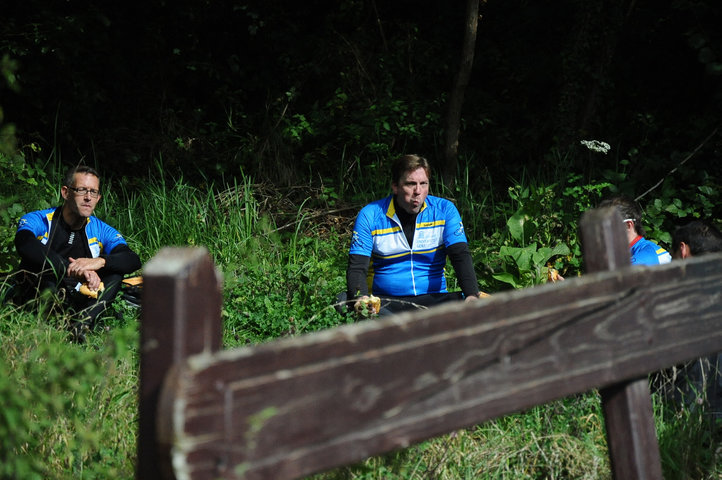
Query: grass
312,395,610,480
2,170,722,478
0,290,138,479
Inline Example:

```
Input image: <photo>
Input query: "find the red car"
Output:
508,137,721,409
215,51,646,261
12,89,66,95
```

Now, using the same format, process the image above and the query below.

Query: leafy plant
482,172,611,290
640,174,722,250
493,242,570,289
0,152,57,273
0,306,138,479
222,223,349,344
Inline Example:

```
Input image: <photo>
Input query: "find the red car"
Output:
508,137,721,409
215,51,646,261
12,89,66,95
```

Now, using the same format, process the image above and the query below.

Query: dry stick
272,205,361,233
634,126,719,202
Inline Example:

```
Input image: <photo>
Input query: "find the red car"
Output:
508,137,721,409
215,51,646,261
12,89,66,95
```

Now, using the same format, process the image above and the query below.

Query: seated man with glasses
13,165,141,339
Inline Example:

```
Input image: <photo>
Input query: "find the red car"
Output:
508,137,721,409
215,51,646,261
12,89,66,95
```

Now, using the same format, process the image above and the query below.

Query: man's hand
465,291,491,302
68,257,106,290
354,295,381,316
547,267,564,283
80,270,103,291
68,256,105,278
79,274,105,298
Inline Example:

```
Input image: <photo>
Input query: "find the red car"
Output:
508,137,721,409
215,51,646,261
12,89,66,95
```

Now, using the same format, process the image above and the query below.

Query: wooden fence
136,207,722,480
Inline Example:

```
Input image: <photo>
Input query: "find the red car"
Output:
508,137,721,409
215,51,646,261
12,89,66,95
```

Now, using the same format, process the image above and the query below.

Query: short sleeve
98,220,128,253
441,200,468,247
349,205,375,256
17,211,44,236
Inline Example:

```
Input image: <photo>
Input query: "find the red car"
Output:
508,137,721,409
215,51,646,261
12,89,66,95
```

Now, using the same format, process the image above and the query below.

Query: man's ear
680,242,692,259
623,219,637,243
60,185,69,201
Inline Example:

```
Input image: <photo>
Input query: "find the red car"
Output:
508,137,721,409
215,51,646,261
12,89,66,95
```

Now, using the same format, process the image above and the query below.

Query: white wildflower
580,139,611,154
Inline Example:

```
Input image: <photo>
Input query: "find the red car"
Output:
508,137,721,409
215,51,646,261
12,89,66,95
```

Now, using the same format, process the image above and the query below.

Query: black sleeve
346,253,371,298
101,244,142,275
14,229,68,274
447,242,480,298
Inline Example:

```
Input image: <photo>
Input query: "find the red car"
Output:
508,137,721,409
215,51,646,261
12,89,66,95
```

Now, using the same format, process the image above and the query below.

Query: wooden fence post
580,207,663,479
137,247,223,480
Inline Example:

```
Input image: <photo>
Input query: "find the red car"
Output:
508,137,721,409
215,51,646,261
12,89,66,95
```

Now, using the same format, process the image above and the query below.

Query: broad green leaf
492,272,519,288
500,244,536,270
507,209,529,244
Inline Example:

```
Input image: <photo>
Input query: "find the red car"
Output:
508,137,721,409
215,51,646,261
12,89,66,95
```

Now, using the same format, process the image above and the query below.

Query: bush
0,303,138,479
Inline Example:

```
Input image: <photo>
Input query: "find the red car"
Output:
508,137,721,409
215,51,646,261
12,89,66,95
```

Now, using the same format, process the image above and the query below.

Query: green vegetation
315,395,610,480
0,301,138,479
2,2,722,477
2,156,722,478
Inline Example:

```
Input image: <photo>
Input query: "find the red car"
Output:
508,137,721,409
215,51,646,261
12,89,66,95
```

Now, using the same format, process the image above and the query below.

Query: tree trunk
442,0,482,193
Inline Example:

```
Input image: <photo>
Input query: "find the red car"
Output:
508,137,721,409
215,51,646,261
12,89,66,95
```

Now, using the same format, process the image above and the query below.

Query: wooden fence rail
137,208,722,480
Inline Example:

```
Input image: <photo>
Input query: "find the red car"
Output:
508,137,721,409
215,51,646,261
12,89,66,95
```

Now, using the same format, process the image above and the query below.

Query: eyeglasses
622,218,635,223
68,187,101,198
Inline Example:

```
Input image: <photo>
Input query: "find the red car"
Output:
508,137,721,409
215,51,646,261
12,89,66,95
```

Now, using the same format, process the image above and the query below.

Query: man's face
392,167,429,215
61,173,101,218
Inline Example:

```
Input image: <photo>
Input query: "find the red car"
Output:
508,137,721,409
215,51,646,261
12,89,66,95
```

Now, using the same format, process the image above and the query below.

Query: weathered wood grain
580,206,663,480
137,247,223,480
156,252,722,480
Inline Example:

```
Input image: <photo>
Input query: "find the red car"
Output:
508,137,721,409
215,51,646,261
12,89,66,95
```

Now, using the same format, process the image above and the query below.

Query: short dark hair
598,195,645,236
391,154,431,186
672,220,722,256
63,165,100,187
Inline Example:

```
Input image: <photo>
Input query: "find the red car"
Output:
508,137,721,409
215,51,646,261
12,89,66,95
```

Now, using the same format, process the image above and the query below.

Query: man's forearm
447,242,480,298
14,229,68,274
346,254,370,298
102,245,142,274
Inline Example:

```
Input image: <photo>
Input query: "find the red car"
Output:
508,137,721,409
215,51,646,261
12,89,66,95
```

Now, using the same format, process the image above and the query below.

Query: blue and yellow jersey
349,195,468,296
17,207,128,258
630,236,672,265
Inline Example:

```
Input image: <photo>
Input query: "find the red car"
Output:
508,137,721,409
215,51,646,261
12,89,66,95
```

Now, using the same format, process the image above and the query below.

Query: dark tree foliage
1,0,721,190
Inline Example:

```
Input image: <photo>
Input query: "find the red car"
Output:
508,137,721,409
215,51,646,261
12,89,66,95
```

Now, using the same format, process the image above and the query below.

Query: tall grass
2,170,722,478
313,394,610,480
0,294,138,479
103,171,262,265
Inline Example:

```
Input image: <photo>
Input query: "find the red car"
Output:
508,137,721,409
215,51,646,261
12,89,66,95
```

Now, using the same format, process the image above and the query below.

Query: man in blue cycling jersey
598,195,671,266
346,154,482,315
14,165,141,338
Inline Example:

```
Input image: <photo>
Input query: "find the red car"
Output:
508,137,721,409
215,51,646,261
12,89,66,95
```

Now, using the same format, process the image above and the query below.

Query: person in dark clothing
345,154,482,316
13,165,141,335
665,219,722,416
671,219,722,259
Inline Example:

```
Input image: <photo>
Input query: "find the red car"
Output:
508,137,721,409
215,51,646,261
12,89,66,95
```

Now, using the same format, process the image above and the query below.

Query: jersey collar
629,235,643,248
386,195,427,219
